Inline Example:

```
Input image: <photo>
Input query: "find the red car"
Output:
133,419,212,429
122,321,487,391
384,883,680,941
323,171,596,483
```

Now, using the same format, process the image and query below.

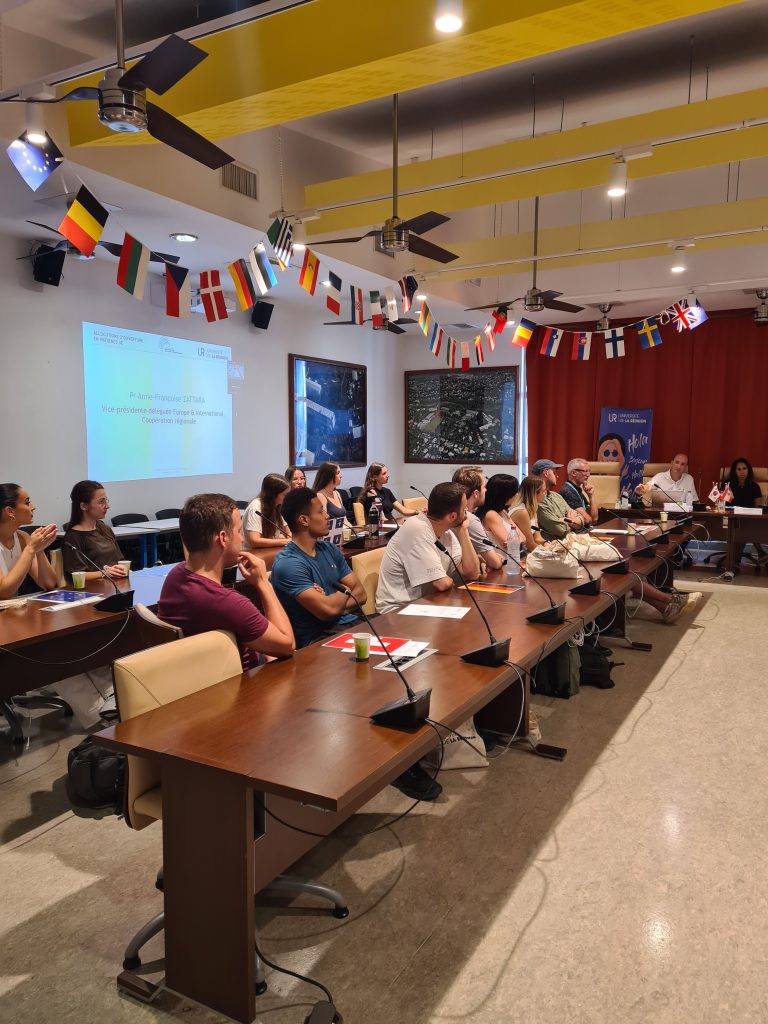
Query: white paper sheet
397,604,470,619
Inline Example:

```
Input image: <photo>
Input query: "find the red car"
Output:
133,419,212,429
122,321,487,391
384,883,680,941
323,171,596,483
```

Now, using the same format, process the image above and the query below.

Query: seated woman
62,480,129,582
244,473,292,550
313,462,352,528
477,473,523,553
508,474,546,551
724,457,766,565
361,462,418,522
0,483,57,600
285,465,307,490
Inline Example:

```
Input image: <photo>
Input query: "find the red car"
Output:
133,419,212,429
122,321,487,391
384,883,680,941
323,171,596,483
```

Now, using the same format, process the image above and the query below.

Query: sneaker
390,763,442,801
661,595,684,623
678,591,702,615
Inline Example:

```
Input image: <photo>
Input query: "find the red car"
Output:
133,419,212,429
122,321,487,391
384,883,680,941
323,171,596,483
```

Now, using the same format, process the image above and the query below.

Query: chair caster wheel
123,956,141,970
332,906,350,919
255,981,268,995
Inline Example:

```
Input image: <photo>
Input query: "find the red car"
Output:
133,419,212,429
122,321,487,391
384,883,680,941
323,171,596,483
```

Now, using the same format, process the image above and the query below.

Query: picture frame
289,354,367,468
405,366,519,464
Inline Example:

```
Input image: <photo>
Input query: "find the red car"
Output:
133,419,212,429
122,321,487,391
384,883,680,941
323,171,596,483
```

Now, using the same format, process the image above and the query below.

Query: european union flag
6,131,63,192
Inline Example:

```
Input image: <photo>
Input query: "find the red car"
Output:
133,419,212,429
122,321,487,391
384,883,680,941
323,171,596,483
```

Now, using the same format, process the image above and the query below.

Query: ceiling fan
3,0,233,170
19,219,179,264
311,95,458,264
324,295,417,334
465,195,585,315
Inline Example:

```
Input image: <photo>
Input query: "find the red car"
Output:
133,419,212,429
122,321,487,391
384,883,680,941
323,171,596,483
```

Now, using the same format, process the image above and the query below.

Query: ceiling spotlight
607,158,627,198
25,105,47,146
169,232,198,243
321,279,331,288
435,0,463,33
292,242,306,252
415,292,427,301
670,263,686,274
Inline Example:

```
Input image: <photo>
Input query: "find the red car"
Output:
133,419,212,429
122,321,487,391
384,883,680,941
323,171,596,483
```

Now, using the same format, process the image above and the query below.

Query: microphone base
526,602,566,625
668,523,685,534
461,637,510,667
95,590,134,613
569,577,601,596
633,544,657,558
370,688,432,730
602,560,630,575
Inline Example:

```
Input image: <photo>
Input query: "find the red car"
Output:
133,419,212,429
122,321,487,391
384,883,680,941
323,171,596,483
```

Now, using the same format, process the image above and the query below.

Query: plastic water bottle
368,499,381,537
620,487,629,509
506,530,521,575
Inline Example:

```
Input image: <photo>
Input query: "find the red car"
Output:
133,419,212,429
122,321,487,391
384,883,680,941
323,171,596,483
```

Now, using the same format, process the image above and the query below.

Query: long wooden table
96,519,692,1023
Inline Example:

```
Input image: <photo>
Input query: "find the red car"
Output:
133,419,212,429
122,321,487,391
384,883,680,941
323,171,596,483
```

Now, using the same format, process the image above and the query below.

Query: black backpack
66,737,125,813
578,634,623,689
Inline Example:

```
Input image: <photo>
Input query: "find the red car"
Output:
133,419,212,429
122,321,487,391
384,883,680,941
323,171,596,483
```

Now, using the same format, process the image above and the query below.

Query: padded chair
402,495,427,513
111,513,150,527
155,509,181,520
133,602,183,642
336,487,350,509
235,500,249,510
113,630,348,997
350,547,385,615
154,509,183,562
352,501,366,528
585,462,620,507
348,486,362,502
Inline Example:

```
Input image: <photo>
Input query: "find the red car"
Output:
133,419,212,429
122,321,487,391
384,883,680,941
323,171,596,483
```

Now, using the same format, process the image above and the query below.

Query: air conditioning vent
466,278,481,287
220,163,258,200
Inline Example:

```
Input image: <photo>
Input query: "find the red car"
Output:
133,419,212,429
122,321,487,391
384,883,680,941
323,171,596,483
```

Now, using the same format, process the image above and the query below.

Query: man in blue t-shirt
271,487,367,647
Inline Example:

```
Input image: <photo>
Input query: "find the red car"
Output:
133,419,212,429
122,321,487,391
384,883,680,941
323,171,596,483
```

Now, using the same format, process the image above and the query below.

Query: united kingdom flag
669,299,708,332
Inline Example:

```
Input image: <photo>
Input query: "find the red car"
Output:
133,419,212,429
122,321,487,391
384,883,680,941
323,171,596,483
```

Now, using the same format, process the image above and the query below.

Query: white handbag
525,543,580,578
567,536,623,562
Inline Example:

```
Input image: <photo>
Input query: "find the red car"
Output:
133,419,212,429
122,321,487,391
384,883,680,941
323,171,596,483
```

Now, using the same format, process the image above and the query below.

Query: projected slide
83,322,233,482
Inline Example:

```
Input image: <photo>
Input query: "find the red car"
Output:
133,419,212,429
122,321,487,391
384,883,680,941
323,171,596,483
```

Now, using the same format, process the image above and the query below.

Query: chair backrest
642,463,669,488
336,487,349,506
134,602,184,642
155,508,181,520
352,501,366,528
350,547,385,615
112,513,150,527
235,500,249,510
585,462,620,506
114,630,242,831
348,486,362,500
402,496,427,513
49,547,66,586
720,466,768,501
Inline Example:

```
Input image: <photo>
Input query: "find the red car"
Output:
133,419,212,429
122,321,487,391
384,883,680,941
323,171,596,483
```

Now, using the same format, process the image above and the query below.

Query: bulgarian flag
58,185,108,257
298,248,320,295
116,232,149,300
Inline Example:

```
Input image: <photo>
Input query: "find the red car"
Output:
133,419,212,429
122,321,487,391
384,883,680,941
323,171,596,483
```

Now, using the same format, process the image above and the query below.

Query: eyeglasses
601,448,620,459
93,498,109,506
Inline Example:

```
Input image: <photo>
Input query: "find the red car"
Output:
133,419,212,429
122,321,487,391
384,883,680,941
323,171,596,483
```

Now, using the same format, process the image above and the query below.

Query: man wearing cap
533,459,586,541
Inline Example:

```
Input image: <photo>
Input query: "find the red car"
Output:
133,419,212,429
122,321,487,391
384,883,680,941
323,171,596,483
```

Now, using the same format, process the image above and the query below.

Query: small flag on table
474,335,484,365
351,286,364,325
248,247,277,295
116,232,149,300
539,326,562,357
491,306,508,333
603,327,625,359
57,185,108,257
512,317,536,348
228,259,257,311
483,322,496,353
298,248,320,295
418,303,432,335
447,338,456,368
398,275,418,312
571,331,592,361
460,341,470,371
385,286,398,322
429,323,442,356
369,290,383,328
708,482,722,503
165,264,191,318
326,271,342,316
199,270,228,323
266,217,292,269
637,317,663,349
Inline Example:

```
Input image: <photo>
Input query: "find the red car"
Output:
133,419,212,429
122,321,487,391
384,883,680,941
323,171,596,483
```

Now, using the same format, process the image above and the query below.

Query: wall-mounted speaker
251,300,274,330
32,245,65,287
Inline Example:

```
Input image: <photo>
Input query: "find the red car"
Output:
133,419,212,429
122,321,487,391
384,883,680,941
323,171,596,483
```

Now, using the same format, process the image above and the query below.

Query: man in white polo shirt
637,453,698,504
376,482,481,613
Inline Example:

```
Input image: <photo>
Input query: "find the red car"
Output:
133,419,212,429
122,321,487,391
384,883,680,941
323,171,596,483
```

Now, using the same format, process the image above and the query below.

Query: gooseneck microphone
64,542,134,612
331,582,431,730
596,506,659,559
409,485,429,502
257,512,291,539
479,537,566,625
549,537,602,595
434,539,510,665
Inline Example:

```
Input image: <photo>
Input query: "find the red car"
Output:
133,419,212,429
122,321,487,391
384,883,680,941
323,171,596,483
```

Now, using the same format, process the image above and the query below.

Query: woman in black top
724,458,765,566
361,463,417,522
62,479,128,582
313,462,352,527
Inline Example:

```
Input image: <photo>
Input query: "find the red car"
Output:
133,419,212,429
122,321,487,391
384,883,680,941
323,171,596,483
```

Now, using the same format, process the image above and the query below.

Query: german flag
298,248,320,295
228,259,257,311
57,186,108,257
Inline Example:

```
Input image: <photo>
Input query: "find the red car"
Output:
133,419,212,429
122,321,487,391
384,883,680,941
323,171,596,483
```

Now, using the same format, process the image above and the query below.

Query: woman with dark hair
62,480,127,582
477,473,522,552
285,465,307,490
244,473,292,549
361,462,417,522
725,457,766,565
0,483,57,599
313,461,351,526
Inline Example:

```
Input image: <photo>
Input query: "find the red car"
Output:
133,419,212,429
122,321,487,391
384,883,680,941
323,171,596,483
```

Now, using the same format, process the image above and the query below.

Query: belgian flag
58,186,108,257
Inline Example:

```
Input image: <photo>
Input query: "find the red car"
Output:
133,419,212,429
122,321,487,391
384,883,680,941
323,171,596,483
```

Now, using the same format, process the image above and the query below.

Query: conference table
96,518,693,1023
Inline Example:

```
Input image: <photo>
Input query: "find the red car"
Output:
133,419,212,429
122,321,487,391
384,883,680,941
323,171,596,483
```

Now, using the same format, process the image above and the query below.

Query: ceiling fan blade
26,220,64,237
146,101,233,169
323,321,356,326
393,317,417,324
98,240,123,258
464,300,519,311
543,298,586,313
150,250,180,265
398,211,450,235
56,86,101,102
312,232,378,245
407,233,458,264
539,289,563,301
387,322,406,334
118,35,208,95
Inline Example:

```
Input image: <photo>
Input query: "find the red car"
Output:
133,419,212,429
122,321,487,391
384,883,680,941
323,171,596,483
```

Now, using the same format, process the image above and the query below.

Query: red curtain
525,311,768,492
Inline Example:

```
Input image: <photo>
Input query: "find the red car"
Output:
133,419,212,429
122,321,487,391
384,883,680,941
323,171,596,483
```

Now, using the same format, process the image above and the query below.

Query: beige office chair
350,547,385,615
352,501,366,528
114,630,348,998
402,496,427,513
133,602,184,643
585,462,620,507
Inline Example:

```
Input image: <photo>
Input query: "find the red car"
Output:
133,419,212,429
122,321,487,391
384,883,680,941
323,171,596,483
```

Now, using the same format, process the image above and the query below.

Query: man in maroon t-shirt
158,493,294,669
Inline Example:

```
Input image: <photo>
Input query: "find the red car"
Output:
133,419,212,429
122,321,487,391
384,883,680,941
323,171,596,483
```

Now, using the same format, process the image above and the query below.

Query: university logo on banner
597,406,653,493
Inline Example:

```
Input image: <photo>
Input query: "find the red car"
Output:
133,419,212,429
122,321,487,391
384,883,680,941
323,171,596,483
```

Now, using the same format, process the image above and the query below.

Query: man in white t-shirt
636,453,698,504
451,466,505,571
375,482,481,613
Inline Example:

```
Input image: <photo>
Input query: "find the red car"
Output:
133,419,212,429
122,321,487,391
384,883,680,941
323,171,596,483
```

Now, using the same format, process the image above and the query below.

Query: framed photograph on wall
405,366,519,464
289,354,367,468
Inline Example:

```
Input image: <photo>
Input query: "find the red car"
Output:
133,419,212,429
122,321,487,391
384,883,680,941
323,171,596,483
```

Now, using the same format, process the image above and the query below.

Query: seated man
533,459,586,541
636,453,698,504
560,458,599,526
451,466,505,571
376,482,481,613
158,493,294,667
270,487,367,648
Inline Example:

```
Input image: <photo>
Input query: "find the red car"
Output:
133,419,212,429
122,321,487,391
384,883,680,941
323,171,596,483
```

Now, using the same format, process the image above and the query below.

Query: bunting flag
491,306,508,333
418,303,432,335
57,185,108,257
385,286,398,322
429,323,442,356
603,327,625,359
398,274,418,312
669,300,696,332
571,330,592,361
512,317,536,348
460,341,471,371
116,232,149,300
687,304,708,329
637,317,663,349
298,247,320,295
474,335,485,365
369,290,383,328
266,217,292,269
248,247,277,295
447,338,456,368
326,271,342,315
351,286,364,325
165,264,191,318
539,326,562,357
228,259,257,311
198,270,228,323
483,322,496,353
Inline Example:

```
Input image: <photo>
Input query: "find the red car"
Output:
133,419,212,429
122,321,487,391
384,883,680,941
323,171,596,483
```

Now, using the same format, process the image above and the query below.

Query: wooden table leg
162,757,256,1023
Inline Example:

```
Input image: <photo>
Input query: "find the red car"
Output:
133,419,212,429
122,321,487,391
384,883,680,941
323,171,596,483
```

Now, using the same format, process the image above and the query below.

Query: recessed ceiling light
435,0,463,33
415,292,427,301
670,264,686,274
321,280,331,287
169,232,198,243
292,242,306,252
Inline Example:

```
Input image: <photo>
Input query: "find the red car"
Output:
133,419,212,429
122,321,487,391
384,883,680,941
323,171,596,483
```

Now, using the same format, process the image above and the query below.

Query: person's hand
584,481,594,497
565,509,581,525
104,564,128,578
634,483,647,494
27,524,57,553
237,551,268,585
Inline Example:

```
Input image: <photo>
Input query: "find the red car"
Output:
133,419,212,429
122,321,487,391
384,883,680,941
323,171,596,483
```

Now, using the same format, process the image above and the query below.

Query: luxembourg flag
603,327,625,359
539,327,562,357
571,331,592,361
